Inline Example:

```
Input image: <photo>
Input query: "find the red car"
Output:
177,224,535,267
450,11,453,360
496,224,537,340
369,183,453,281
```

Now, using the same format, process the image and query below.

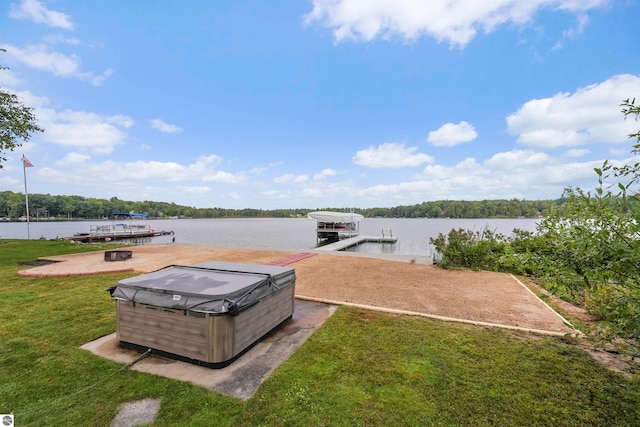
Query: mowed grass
1,239,639,426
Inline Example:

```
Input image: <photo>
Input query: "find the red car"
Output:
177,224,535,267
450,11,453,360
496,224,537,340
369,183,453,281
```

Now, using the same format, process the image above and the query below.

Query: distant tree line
0,190,561,220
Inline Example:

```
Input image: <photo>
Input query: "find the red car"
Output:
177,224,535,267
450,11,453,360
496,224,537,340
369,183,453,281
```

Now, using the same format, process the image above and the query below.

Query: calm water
0,217,540,257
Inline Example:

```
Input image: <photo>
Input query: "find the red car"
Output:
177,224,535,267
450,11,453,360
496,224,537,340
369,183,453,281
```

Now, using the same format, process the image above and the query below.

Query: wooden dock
315,235,398,251
65,230,174,243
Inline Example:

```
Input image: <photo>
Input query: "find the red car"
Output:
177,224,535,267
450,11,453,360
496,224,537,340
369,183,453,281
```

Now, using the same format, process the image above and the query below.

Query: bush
430,227,509,271
585,285,640,356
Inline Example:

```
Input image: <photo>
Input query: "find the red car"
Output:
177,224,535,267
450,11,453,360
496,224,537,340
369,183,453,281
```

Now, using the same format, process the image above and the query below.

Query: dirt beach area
19,244,576,335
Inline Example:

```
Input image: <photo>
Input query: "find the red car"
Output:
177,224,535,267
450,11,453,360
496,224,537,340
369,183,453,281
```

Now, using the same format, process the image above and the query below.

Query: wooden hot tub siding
116,283,295,366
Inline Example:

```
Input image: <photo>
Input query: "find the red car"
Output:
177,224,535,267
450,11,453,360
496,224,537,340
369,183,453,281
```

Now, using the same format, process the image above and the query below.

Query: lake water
0,217,540,258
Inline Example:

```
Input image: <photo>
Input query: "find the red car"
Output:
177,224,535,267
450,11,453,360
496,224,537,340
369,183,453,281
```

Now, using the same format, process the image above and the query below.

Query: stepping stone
110,398,161,427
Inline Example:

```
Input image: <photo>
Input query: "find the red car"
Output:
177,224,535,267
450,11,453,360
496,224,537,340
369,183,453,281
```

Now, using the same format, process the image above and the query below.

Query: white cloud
0,43,112,86
313,168,337,180
0,174,21,188
176,185,211,194
552,13,590,50
138,155,241,185
0,68,22,86
201,170,247,184
115,160,188,182
250,161,283,175
356,180,435,200
484,149,550,169
304,0,608,47
195,154,223,167
609,147,628,156
274,173,297,183
1,43,78,75
9,0,73,30
149,118,183,134
353,142,434,168
259,189,292,200
411,148,608,200
251,166,268,174
259,172,362,203
564,148,590,158
420,157,486,180
33,103,135,154
428,121,478,147
562,13,590,39
37,155,246,190
42,34,82,46
274,173,309,184
507,74,640,148
57,152,91,164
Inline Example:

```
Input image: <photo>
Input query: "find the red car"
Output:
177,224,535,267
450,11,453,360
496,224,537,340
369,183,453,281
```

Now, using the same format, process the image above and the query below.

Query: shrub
430,227,509,271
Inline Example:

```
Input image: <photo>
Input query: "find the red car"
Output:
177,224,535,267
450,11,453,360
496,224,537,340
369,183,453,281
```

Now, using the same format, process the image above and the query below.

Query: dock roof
307,211,364,223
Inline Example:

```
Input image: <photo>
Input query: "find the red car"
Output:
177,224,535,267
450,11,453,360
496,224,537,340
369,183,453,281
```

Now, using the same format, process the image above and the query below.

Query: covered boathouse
307,210,364,241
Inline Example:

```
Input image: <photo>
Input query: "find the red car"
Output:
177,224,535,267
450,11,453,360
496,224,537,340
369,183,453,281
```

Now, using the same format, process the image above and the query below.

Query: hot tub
109,261,296,368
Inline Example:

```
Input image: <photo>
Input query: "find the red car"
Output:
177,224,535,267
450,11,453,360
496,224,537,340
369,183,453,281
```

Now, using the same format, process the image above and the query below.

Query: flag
22,155,34,168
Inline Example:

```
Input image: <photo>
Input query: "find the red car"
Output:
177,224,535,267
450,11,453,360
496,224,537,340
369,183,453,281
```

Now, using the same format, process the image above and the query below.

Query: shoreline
17,244,575,336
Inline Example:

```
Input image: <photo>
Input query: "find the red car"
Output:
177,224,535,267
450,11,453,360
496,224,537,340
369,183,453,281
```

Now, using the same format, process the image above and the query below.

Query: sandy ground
19,244,576,335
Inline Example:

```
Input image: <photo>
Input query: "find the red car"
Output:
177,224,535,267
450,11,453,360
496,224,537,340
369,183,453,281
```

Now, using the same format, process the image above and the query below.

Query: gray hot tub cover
110,261,295,315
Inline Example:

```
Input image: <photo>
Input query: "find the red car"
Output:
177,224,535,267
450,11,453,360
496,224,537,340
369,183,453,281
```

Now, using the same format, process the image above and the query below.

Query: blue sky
1,0,639,210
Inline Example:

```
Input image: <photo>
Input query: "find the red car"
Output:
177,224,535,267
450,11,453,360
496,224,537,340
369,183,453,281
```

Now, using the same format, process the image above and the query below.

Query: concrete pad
81,299,337,401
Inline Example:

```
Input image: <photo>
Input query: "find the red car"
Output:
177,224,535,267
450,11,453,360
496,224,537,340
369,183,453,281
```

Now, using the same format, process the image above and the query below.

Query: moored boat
65,212,174,242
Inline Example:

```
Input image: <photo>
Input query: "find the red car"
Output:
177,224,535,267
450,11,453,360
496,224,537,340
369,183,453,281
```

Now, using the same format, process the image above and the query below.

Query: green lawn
1,239,639,426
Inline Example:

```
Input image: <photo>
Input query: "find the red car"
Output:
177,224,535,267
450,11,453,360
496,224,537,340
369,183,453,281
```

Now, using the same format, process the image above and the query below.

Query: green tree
0,50,44,169
524,99,640,352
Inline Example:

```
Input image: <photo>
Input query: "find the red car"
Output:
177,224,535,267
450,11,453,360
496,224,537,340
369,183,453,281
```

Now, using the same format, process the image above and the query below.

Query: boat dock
315,234,398,251
66,229,174,243
64,212,174,243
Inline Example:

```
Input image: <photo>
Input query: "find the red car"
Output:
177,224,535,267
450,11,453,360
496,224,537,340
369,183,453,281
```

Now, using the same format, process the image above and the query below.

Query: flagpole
23,155,30,239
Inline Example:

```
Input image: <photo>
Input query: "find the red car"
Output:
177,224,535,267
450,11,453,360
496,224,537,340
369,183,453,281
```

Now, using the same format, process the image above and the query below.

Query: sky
1,0,639,210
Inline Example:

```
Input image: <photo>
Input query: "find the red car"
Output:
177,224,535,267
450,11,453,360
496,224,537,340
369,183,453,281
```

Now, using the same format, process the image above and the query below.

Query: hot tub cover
110,261,295,315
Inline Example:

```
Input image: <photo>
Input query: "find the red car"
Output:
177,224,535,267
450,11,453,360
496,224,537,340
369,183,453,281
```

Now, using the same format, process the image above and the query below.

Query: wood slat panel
118,301,207,339
208,316,234,363
119,325,208,360
117,300,208,360
234,286,295,353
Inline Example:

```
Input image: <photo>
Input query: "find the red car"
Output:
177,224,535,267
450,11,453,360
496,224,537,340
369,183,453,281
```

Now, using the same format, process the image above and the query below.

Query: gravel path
19,244,575,334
